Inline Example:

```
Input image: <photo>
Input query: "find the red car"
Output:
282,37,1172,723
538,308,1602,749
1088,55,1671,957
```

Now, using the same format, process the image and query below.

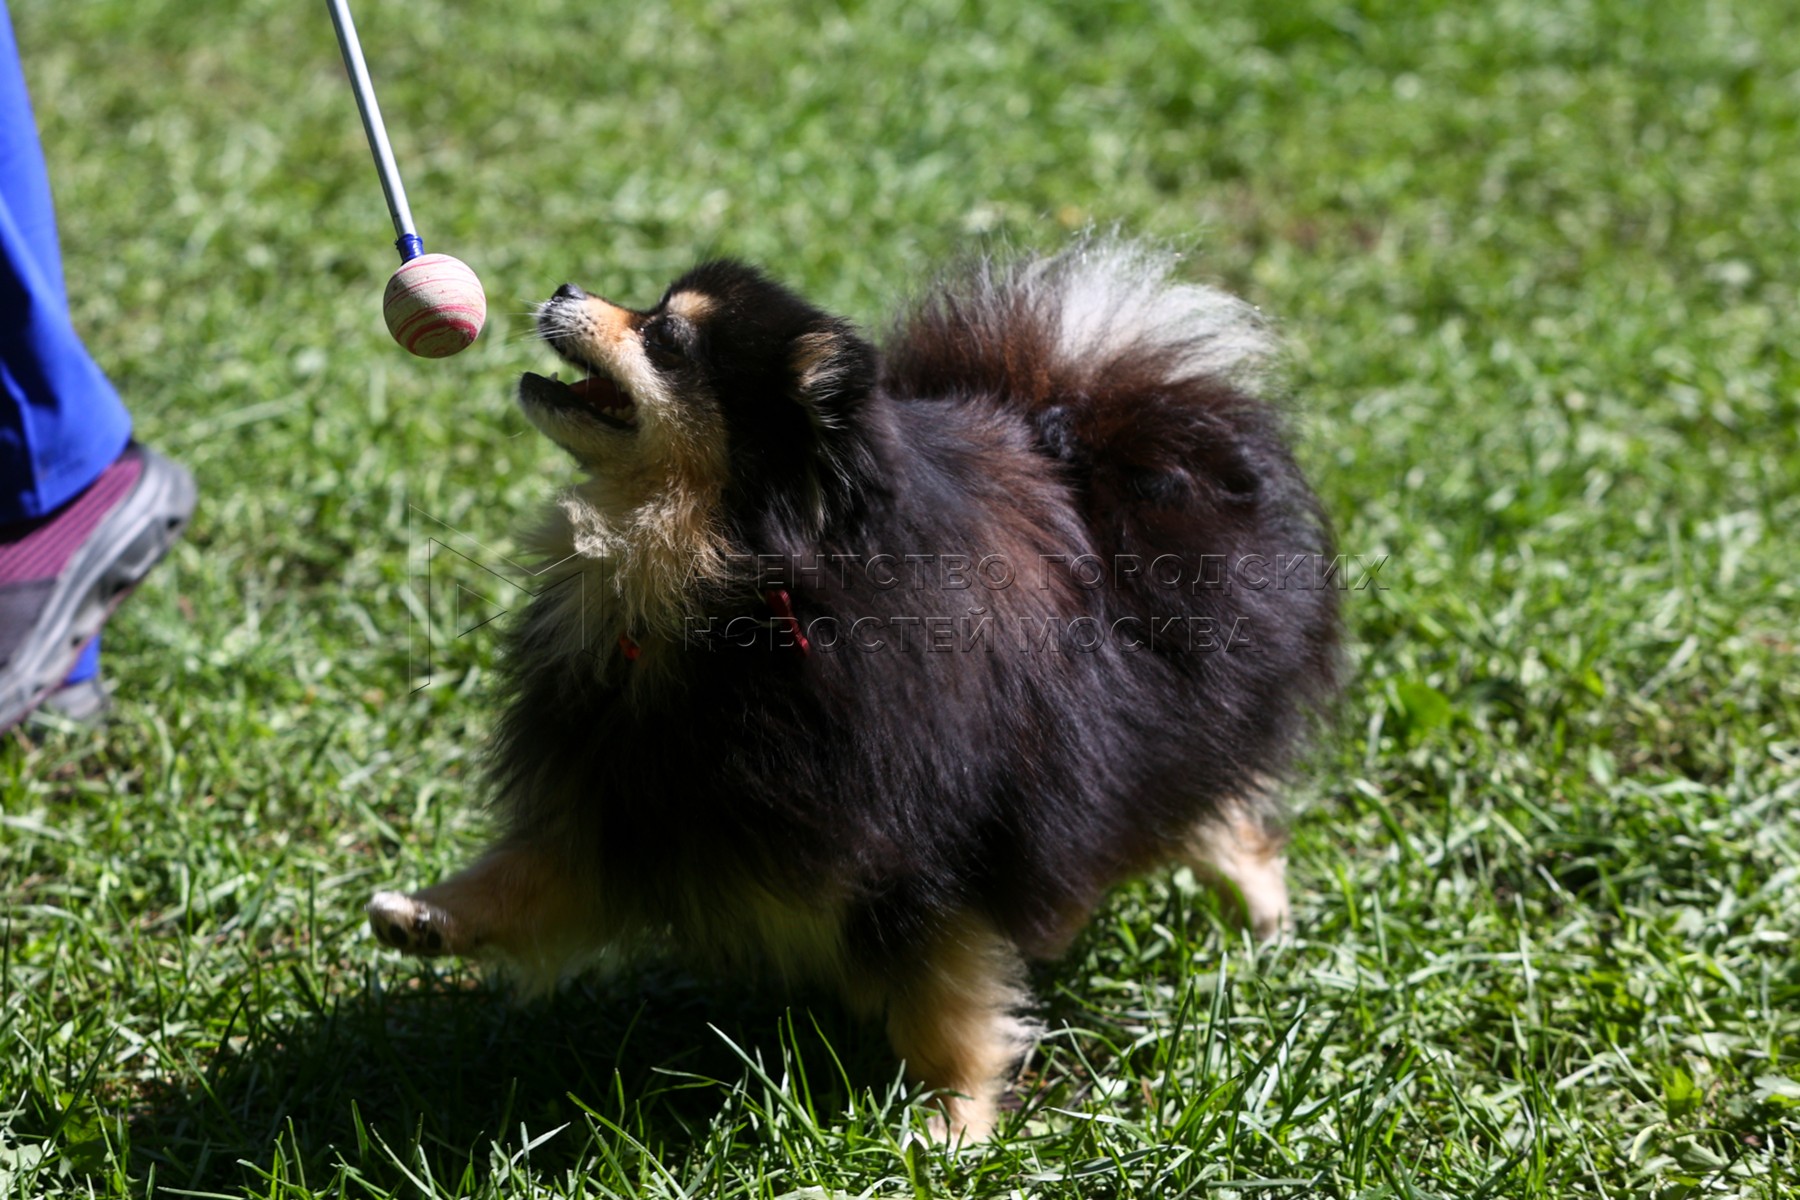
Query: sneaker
0,444,195,733
37,672,115,726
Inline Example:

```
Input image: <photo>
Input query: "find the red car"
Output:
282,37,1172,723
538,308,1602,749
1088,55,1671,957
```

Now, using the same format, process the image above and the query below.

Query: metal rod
326,0,424,262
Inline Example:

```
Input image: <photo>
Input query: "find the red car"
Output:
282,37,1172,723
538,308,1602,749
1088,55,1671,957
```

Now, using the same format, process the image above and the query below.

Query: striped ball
382,253,487,358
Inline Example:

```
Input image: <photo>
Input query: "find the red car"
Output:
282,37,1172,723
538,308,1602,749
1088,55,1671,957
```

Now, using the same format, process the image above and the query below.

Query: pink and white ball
381,253,487,358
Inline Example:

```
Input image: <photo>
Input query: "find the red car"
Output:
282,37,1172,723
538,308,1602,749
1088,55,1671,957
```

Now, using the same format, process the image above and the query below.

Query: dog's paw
367,890,456,956
1247,885,1293,944
912,1094,996,1148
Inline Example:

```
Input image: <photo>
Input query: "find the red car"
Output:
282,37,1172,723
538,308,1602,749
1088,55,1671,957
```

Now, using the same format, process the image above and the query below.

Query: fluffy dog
369,240,1341,1139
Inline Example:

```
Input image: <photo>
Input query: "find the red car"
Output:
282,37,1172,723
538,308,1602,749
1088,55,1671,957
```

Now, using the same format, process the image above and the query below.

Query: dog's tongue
568,375,629,411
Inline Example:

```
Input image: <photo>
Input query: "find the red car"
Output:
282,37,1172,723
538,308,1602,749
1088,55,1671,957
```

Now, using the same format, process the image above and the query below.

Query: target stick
326,0,486,357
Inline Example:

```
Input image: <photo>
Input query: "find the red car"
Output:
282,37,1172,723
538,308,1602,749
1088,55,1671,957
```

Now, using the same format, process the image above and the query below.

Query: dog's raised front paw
367,890,455,956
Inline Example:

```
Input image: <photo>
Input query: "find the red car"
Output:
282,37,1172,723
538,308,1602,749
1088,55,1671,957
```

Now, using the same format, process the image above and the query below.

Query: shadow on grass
109,895,1207,1195
123,964,899,1195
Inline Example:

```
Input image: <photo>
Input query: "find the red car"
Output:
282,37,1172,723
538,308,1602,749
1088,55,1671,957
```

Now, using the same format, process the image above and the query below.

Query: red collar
763,587,810,654
617,588,809,662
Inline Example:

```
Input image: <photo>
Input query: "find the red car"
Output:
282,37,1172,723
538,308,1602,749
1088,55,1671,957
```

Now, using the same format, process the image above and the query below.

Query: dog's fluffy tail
883,236,1341,756
880,236,1276,412
881,236,1315,541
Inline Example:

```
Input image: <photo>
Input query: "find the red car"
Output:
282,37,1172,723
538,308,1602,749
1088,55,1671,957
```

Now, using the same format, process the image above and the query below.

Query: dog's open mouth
520,369,638,431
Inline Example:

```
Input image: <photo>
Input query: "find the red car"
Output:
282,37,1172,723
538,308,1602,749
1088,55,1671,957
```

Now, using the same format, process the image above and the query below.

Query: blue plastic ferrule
396,233,426,263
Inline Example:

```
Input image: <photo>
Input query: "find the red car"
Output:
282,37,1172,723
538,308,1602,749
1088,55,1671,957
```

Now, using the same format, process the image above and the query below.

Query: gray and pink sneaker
0,444,195,733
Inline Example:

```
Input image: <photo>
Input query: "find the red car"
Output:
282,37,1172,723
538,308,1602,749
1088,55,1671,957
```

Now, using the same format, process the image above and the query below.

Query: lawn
3,0,1797,1196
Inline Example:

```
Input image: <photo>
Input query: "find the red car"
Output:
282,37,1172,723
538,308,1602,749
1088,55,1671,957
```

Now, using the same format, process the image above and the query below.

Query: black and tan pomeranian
369,239,1341,1139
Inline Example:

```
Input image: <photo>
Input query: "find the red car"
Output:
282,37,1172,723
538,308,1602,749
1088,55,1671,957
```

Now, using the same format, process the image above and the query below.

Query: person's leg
0,3,193,730
0,0,133,522
63,634,98,684
0,437,194,729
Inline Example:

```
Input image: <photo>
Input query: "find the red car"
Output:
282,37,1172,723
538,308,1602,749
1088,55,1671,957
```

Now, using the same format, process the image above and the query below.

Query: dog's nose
552,283,587,302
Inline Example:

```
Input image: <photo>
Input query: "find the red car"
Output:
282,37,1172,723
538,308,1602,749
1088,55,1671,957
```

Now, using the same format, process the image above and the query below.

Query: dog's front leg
368,839,605,983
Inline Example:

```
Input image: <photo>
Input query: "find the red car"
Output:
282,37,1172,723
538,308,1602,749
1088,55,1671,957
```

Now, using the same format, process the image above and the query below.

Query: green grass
3,0,1798,1195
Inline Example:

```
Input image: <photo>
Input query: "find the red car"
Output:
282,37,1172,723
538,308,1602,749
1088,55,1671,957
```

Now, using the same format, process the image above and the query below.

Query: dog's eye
641,319,684,365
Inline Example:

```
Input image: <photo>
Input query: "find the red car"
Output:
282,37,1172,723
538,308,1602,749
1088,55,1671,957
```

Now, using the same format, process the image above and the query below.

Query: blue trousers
2,1,132,680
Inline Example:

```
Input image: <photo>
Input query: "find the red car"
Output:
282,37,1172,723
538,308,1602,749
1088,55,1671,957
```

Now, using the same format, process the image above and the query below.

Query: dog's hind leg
1183,803,1292,941
367,839,605,985
875,912,1037,1144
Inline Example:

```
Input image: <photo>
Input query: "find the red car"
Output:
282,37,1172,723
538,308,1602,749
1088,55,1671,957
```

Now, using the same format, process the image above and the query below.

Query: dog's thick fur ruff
369,239,1341,1140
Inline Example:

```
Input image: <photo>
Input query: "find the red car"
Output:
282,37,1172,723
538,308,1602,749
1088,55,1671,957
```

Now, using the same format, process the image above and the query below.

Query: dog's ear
790,320,878,432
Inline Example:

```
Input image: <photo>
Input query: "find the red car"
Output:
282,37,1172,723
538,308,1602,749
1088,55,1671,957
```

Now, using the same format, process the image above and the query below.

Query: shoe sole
0,447,196,734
